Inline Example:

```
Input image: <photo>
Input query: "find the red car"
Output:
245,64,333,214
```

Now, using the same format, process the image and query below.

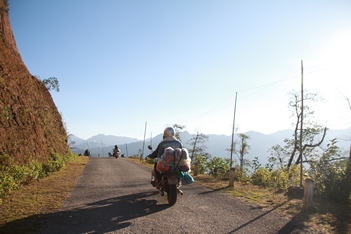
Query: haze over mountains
70,128,351,166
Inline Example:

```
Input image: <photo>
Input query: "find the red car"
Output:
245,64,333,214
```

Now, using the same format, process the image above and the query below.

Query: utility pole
229,92,238,187
125,143,128,157
141,121,147,161
100,140,104,157
150,132,152,150
299,60,304,187
230,92,238,168
191,132,199,161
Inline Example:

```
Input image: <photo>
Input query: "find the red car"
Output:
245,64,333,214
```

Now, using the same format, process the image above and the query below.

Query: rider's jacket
148,136,183,159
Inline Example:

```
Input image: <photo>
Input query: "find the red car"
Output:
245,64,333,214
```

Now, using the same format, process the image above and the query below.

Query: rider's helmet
163,126,175,138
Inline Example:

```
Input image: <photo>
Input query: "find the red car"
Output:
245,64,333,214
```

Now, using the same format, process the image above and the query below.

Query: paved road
40,157,311,234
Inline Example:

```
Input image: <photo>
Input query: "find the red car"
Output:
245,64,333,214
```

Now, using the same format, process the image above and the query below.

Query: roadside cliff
0,1,69,165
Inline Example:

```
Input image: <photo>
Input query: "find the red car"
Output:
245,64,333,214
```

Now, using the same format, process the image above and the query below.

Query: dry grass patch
193,174,350,234
0,156,89,233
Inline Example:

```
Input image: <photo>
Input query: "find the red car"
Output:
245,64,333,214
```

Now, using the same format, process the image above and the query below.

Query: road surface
40,157,316,234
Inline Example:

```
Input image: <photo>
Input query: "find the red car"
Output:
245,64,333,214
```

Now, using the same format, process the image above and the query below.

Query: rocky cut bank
0,0,69,165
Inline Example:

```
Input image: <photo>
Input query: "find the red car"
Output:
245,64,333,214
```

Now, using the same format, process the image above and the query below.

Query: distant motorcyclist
146,127,183,185
112,145,120,158
84,149,91,156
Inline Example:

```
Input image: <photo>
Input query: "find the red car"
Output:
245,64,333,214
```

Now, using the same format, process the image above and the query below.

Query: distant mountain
69,134,139,152
70,128,351,165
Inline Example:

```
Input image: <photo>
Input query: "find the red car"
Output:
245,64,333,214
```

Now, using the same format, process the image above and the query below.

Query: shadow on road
197,186,230,195
227,200,290,234
1,191,169,234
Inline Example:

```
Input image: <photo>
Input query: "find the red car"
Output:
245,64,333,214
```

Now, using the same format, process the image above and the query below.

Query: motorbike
147,145,190,206
108,151,121,158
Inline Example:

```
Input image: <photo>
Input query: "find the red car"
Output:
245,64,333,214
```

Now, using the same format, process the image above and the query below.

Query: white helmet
163,127,175,138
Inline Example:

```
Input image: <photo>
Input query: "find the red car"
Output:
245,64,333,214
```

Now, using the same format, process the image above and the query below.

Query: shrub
232,165,250,183
128,155,140,159
0,152,76,204
251,165,299,190
207,157,229,179
193,154,208,174
310,157,348,203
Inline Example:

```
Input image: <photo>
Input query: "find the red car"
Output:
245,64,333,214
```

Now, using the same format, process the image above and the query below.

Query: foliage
285,90,327,169
192,154,209,174
0,152,76,204
38,76,60,92
250,165,299,190
308,139,349,203
172,124,186,142
268,145,289,169
145,157,156,165
235,133,250,171
128,155,140,159
233,166,250,183
207,157,229,179
187,131,209,161
1,0,8,10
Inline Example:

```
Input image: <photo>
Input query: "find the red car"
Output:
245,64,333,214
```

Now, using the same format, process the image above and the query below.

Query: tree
67,134,76,149
235,133,250,171
172,124,186,142
39,76,60,92
187,131,209,161
268,144,289,170
285,90,327,169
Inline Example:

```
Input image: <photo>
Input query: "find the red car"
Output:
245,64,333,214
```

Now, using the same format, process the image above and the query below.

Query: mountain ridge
70,127,351,165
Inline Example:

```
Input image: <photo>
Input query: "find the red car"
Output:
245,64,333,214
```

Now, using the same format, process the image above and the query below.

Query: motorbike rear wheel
167,184,177,206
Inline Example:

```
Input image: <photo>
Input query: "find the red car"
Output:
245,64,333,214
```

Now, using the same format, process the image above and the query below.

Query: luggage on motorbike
156,159,170,172
156,147,174,173
174,148,191,172
156,147,192,173
178,171,194,185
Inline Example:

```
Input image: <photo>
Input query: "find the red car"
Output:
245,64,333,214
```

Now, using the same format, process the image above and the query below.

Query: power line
184,63,333,127
184,69,301,125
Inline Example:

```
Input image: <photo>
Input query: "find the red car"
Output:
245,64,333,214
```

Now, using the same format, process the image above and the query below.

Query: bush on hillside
207,157,229,179
0,152,76,204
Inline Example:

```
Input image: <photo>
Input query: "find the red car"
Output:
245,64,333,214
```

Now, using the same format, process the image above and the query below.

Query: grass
0,156,350,234
0,156,89,233
192,174,351,234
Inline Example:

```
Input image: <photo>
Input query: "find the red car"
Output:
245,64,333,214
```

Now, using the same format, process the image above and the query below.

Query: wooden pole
229,167,235,187
299,60,304,187
100,140,104,157
229,92,238,187
150,132,152,149
193,162,198,176
141,121,147,161
191,132,199,161
230,92,238,168
125,143,128,157
303,178,314,210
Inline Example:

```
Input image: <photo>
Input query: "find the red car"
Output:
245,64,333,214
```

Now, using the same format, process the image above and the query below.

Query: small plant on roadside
207,156,229,179
0,152,76,204
309,143,349,204
192,154,209,174
145,157,156,165
128,155,141,160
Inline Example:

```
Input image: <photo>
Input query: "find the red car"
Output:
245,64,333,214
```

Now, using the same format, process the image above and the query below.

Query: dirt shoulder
0,156,89,233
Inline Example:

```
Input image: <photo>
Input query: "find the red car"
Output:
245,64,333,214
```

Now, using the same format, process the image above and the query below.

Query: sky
8,0,351,140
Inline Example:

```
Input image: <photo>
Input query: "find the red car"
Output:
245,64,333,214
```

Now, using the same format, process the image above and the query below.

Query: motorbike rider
113,145,120,157
146,126,183,186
